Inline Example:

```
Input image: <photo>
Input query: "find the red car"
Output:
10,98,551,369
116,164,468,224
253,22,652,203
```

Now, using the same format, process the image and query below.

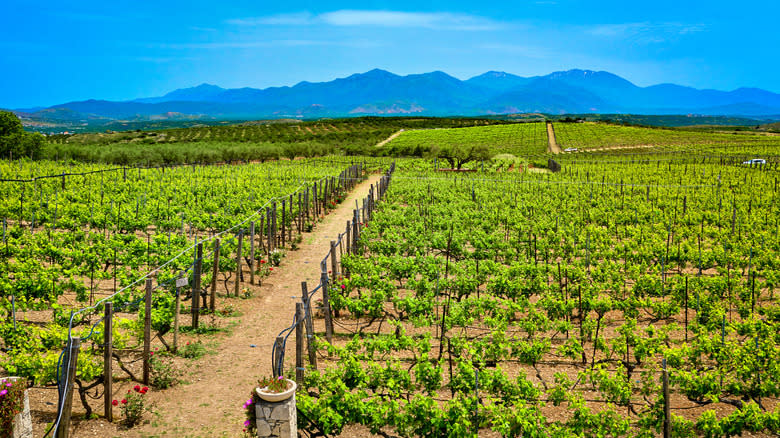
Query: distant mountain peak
165,83,224,95
26,68,780,120
351,68,398,79
481,71,512,78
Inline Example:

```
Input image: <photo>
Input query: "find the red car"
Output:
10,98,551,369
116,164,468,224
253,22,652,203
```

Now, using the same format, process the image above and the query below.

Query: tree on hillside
437,144,491,170
0,111,45,159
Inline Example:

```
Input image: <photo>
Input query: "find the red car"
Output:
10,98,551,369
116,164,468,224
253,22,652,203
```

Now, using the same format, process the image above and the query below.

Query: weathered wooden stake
272,336,284,378
330,240,338,277
174,286,180,354
249,222,256,285
663,358,671,438
56,337,81,438
300,282,318,370
103,303,113,422
295,302,304,383
143,279,152,385
192,243,203,328
210,238,220,311
281,199,286,247
234,231,243,297
321,264,334,344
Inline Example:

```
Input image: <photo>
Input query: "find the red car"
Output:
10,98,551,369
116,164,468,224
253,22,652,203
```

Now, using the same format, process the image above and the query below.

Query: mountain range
11,69,780,122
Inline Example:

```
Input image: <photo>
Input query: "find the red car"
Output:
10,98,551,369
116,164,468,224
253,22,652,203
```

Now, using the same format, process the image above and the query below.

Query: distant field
42,117,515,164
383,122,549,156
30,117,780,166
554,121,780,155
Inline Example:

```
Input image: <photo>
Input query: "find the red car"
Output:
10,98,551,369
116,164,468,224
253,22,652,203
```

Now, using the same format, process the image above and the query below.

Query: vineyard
0,156,385,435
554,122,780,156
40,117,514,165
294,156,780,437
2,118,780,437
383,123,549,159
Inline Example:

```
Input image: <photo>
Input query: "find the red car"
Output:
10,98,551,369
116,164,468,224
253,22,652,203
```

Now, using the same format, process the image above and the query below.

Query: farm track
374,129,405,147
546,122,561,154
55,173,383,438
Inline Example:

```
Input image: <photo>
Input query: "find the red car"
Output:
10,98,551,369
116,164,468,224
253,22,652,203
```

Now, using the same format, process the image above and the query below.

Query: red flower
150,351,154,357
134,385,141,392
260,260,266,264
186,342,190,346
141,386,149,394
111,400,118,406
269,268,273,271
121,399,128,404
340,285,346,290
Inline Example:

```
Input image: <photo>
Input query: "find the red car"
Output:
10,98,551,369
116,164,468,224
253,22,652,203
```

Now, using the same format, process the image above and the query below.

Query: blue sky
2,0,778,108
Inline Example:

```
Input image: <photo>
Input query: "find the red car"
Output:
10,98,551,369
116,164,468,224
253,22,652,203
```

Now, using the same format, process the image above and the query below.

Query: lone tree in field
0,111,45,160
438,143,491,169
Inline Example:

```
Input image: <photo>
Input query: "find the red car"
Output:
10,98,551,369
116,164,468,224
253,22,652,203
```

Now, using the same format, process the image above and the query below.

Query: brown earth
546,122,562,154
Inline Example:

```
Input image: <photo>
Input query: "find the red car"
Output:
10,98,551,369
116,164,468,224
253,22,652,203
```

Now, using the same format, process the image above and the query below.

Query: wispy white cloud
226,12,314,26
586,22,706,43
476,43,551,59
228,10,503,31
131,56,200,64
152,39,382,50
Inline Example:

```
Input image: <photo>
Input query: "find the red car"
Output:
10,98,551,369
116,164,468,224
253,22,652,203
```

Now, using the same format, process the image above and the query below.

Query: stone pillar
9,377,32,438
255,394,296,438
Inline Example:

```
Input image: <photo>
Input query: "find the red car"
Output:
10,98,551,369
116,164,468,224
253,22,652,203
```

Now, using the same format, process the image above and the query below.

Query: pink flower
341,285,346,290
244,419,251,427
0,389,7,397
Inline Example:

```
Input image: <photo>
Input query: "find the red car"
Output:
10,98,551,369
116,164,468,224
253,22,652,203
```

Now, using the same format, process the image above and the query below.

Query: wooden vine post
143,279,152,385
321,263,334,344
272,336,284,378
300,282,317,370
295,302,304,383
103,303,113,422
210,238,220,311
330,240,338,277
249,221,256,285
663,358,671,438
234,231,243,297
56,337,81,438
192,243,203,328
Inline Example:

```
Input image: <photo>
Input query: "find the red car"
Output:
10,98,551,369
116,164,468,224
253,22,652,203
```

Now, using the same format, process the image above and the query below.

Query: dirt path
56,173,383,438
577,144,664,152
374,129,404,148
546,122,561,154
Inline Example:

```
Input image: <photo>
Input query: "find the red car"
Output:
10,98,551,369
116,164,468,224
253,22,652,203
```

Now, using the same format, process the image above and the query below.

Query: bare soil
547,122,562,154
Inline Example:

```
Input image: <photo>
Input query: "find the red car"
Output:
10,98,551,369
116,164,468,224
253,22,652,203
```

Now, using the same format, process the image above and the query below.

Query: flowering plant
0,378,26,437
242,391,260,436
257,375,291,393
268,249,284,267
113,385,149,426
